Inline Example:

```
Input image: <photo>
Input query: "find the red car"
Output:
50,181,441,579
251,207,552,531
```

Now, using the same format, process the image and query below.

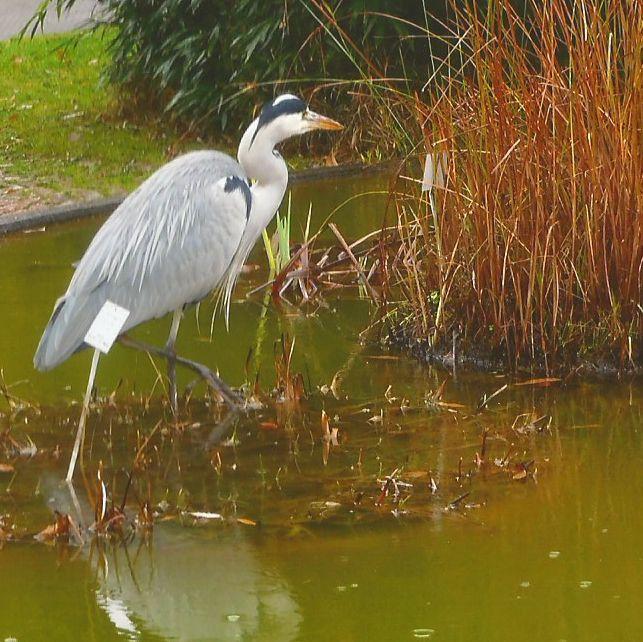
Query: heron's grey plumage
34,150,250,371
34,94,342,380
34,93,343,484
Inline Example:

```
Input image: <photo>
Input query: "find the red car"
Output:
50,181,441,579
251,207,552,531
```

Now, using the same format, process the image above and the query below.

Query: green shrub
27,0,432,137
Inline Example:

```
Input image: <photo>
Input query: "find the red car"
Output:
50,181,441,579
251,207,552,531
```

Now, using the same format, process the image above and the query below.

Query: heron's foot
119,336,243,411
181,358,242,409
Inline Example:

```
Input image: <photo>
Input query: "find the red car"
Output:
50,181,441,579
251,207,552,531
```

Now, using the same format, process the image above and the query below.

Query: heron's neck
238,120,288,187
237,120,289,232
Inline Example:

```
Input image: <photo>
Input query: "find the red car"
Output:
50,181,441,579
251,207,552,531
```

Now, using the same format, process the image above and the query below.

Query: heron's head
244,94,343,151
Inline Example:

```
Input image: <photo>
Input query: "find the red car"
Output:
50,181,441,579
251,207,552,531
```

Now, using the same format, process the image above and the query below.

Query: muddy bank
0,161,395,235
386,324,642,380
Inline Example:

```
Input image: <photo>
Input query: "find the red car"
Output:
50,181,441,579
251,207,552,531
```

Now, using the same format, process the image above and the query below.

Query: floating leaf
186,511,223,521
404,470,428,479
514,377,561,387
35,511,71,543
321,410,330,438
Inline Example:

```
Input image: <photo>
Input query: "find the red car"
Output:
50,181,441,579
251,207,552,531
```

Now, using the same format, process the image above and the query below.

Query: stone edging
0,161,394,236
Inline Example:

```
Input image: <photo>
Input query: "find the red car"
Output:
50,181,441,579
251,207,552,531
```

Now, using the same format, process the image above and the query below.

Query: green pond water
0,175,642,641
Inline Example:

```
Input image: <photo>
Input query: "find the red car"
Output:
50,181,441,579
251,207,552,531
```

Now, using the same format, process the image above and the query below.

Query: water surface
1,175,641,641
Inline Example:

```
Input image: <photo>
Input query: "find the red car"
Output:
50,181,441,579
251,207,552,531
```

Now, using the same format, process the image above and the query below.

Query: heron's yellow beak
305,110,344,131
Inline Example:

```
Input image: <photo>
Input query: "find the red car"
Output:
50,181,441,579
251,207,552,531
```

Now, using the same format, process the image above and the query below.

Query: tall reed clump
387,0,642,373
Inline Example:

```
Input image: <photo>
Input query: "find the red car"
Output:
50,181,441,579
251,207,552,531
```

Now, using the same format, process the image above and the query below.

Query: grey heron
33,93,342,481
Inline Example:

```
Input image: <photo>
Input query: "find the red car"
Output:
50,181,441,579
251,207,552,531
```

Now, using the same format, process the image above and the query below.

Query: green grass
0,29,231,205
0,28,350,211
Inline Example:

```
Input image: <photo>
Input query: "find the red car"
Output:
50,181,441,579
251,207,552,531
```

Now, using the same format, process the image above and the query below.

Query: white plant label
422,151,447,192
84,300,130,353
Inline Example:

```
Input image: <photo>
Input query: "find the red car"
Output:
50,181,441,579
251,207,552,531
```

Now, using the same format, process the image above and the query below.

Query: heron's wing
34,151,251,371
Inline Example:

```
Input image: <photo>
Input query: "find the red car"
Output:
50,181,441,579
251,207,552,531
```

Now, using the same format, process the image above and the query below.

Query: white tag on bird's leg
84,300,130,353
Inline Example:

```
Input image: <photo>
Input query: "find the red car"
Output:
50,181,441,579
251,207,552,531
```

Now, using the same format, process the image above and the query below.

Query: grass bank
0,29,207,213
0,28,349,216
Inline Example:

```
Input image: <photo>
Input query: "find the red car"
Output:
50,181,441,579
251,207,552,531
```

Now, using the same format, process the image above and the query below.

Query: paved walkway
0,0,98,40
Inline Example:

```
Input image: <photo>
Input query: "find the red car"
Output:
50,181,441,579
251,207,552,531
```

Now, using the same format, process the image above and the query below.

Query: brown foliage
387,0,642,371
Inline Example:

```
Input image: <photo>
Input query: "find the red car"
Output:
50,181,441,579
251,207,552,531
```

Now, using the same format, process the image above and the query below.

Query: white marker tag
84,300,130,353
422,151,447,192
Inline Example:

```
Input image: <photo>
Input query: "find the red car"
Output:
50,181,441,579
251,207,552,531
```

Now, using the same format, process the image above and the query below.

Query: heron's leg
165,309,183,415
67,348,101,483
118,335,241,409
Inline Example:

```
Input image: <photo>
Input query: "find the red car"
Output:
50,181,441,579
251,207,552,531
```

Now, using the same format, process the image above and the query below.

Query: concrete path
0,0,98,40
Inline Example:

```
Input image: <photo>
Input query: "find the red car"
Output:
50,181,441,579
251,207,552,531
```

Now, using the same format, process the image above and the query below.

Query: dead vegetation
0,349,561,546
384,0,642,374
250,223,388,308
299,0,641,374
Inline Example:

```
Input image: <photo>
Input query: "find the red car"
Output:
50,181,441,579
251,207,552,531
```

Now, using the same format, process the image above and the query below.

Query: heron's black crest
250,96,306,146
224,175,252,220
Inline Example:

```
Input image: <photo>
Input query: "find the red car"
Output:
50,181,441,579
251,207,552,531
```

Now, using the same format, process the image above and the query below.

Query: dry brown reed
379,0,642,372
